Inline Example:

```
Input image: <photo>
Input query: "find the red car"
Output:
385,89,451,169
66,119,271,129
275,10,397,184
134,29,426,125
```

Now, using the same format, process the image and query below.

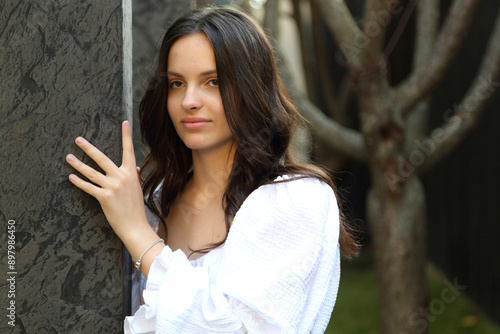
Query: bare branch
273,39,367,162
294,90,367,163
413,0,439,71
406,0,439,145
310,0,341,120
312,0,365,69
292,0,320,103
405,100,430,152
396,0,480,116
263,0,279,36
361,0,391,67
282,65,366,162
334,73,352,123
310,1,352,121
417,8,500,174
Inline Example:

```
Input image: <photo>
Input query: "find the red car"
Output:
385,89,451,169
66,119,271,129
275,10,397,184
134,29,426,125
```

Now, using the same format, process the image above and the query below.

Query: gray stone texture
132,0,192,164
0,0,132,333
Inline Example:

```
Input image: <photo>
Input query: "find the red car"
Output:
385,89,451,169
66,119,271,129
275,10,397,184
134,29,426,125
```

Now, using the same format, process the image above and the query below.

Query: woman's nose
181,86,203,111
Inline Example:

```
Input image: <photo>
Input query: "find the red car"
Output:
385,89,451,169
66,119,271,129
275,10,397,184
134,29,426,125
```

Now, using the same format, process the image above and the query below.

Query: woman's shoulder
226,174,339,256
262,174,334,203
238,174,336,218
272,174,332,190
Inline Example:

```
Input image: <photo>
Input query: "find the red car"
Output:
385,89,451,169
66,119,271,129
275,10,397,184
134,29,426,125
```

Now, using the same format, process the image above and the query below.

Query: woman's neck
189,142,236,200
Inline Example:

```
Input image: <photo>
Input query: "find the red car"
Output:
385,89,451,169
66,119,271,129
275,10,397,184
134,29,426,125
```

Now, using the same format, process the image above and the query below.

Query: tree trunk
287,1,500,332
367,176,429,334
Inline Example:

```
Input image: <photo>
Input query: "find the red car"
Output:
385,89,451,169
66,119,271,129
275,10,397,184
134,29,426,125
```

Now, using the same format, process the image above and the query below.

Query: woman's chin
184,138,235,154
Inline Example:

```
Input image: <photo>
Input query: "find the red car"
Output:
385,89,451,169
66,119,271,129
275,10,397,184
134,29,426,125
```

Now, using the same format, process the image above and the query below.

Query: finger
66,154,107,186
122,121,137,169
68,173,103,199
75,136,117,175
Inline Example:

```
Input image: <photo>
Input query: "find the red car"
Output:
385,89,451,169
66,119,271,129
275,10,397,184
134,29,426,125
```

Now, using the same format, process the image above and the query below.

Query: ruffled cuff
124,306,156,334
124,246,174,334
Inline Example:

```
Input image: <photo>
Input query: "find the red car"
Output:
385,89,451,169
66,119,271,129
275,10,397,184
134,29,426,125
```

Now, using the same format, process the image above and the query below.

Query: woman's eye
169,81,183,89
208,79,219,87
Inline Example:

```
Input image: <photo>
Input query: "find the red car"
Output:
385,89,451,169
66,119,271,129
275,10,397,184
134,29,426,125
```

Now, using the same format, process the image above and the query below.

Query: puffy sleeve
125,177,341,334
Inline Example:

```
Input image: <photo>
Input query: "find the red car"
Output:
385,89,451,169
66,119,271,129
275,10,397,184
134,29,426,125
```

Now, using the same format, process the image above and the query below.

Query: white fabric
125,176,341,333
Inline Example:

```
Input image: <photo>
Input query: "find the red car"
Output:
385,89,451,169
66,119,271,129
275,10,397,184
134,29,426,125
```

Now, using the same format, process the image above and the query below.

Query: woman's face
166,33,233,153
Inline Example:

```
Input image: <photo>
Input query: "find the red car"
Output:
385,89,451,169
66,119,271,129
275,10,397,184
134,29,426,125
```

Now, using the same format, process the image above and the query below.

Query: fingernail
69,174,76,181
75,137,85,144
66,154,75,162
124,120,130,129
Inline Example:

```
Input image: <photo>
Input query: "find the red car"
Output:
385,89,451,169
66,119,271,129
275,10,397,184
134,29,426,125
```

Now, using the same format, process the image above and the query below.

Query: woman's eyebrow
167,70,217,78
167,71,183,78
200,69,217,76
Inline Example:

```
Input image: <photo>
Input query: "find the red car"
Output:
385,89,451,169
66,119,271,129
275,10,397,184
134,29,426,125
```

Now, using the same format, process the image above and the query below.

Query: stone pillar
132,0,192,164
0,0,132,333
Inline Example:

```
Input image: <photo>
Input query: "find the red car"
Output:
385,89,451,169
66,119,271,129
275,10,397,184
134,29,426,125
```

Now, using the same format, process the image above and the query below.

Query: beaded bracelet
134,238,164,270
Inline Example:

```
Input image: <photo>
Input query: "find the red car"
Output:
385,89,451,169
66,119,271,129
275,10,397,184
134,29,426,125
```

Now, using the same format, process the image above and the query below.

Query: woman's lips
181,117,210,130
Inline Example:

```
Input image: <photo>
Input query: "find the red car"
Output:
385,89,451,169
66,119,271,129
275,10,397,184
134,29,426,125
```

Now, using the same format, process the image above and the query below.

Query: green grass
325,250,500,334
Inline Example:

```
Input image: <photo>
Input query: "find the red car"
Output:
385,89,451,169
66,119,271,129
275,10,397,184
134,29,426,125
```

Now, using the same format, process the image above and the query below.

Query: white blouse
125,176,341,333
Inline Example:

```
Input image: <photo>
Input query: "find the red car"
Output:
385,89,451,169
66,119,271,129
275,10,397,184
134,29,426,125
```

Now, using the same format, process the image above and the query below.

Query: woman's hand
66,121,165,277
66,121,150,243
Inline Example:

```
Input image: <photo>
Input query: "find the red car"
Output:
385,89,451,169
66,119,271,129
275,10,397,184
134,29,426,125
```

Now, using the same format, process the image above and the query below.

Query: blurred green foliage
326,250,500,334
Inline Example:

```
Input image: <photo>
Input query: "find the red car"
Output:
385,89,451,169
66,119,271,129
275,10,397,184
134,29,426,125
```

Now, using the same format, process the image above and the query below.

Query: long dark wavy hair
139,7,359,259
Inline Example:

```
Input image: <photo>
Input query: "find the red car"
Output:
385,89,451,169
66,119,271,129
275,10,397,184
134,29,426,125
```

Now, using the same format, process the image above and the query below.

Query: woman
66,7,358,333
